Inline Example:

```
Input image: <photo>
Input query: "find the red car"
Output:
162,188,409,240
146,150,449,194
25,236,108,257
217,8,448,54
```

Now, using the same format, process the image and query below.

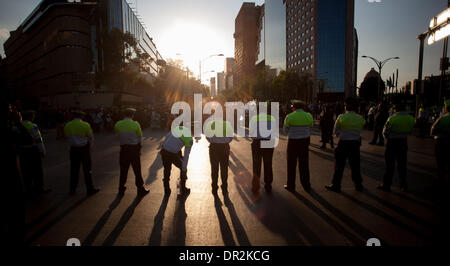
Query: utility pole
416,34,426,117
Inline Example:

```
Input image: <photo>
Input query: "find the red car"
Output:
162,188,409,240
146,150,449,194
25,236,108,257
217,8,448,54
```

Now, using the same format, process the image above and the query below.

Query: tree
97,28,155,105
272,69,313,103
359,76,385,102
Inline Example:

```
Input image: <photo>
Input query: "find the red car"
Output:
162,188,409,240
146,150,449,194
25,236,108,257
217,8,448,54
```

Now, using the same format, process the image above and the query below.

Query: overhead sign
428,7,450,45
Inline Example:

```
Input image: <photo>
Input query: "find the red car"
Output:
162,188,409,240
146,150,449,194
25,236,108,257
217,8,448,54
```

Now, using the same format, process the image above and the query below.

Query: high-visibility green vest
65,119,93,137
115,119,142,137
284,110,313,127
432,113,450,136
335,112,366,130
385,113,415,134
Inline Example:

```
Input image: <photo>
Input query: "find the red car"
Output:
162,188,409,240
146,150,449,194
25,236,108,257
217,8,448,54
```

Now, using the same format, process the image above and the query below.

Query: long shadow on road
146,154,163,185
148,196,170,246
83,195,123,246
292,191,364,245
340,192,432,242
223,194,251,246
103,196,143,246
26,196,88,245
229,151,323,246
167,196,187,246
308,190,382,245
214,195,236,246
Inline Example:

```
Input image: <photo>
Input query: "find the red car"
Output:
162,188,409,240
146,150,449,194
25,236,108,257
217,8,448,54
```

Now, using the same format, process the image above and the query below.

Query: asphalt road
25,125,443,246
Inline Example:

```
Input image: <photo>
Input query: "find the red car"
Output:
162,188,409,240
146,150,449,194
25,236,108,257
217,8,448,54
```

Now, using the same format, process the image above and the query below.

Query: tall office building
210,77,217,97
285,0,356,100
259,0,286,75
216,72,225,94
3,0,163,108
234,2,263,89
224,57,235,90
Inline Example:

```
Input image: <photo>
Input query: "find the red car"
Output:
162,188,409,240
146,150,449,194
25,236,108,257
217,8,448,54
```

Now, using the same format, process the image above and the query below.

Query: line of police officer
14,98,450,200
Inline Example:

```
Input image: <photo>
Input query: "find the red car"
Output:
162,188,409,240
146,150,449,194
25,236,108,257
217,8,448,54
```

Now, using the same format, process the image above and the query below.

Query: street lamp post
199,54,224,84
362,55,400,102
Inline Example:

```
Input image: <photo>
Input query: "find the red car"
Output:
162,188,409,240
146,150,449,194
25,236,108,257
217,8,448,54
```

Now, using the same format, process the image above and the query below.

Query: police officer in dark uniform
377,103,415,192
205,115,233,195
326,97,366,193
64,110,100,196
115,108,149,197
284,100,314,192
250,104,277,194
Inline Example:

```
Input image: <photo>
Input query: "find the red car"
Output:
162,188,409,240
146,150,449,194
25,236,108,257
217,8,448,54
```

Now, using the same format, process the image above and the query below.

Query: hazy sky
0,0,447,88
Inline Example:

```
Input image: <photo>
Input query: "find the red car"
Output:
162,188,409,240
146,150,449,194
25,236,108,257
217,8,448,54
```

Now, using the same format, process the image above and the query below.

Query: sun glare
159,21,226,82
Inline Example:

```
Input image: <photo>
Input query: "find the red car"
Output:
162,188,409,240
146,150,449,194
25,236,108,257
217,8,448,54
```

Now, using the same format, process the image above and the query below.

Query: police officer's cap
71,110,86,116
123,107,137,116
291,100,306,109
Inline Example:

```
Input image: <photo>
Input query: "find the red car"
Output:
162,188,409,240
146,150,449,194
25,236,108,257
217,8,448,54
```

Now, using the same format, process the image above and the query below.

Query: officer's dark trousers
119,145,144,191
332,140,363,188
19,146,44,193
70,145,94,193
435,139,450,182
287,138,311,189
383,138,408,188
251,140,274,188
209,143,230,190
160,149,186,182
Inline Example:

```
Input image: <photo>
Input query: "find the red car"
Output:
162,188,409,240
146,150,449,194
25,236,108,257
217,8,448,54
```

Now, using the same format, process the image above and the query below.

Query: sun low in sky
158,20,227,83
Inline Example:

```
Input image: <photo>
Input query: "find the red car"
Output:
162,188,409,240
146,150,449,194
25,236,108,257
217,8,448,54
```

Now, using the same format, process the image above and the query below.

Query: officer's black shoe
284,185,295,193
355,184,364,192
265,185,272,194
87,188,100,196
325,185,341,193
376,184,391,192
137,188,150,197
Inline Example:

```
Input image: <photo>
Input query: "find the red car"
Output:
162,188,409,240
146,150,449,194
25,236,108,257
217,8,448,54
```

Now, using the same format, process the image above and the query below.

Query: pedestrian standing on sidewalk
377,103,415,192
320,105,335,149
115,108,149,197
64,110,100,196
370,102,389,146
160,125,193,197
283,100,314,193
326,97,366,193
205,108,234,195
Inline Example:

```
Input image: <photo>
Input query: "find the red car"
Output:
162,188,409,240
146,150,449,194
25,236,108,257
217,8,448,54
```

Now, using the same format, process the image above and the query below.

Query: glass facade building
265,0,286,74
107,0,163,76
285,0,356,98
316,0,346,93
